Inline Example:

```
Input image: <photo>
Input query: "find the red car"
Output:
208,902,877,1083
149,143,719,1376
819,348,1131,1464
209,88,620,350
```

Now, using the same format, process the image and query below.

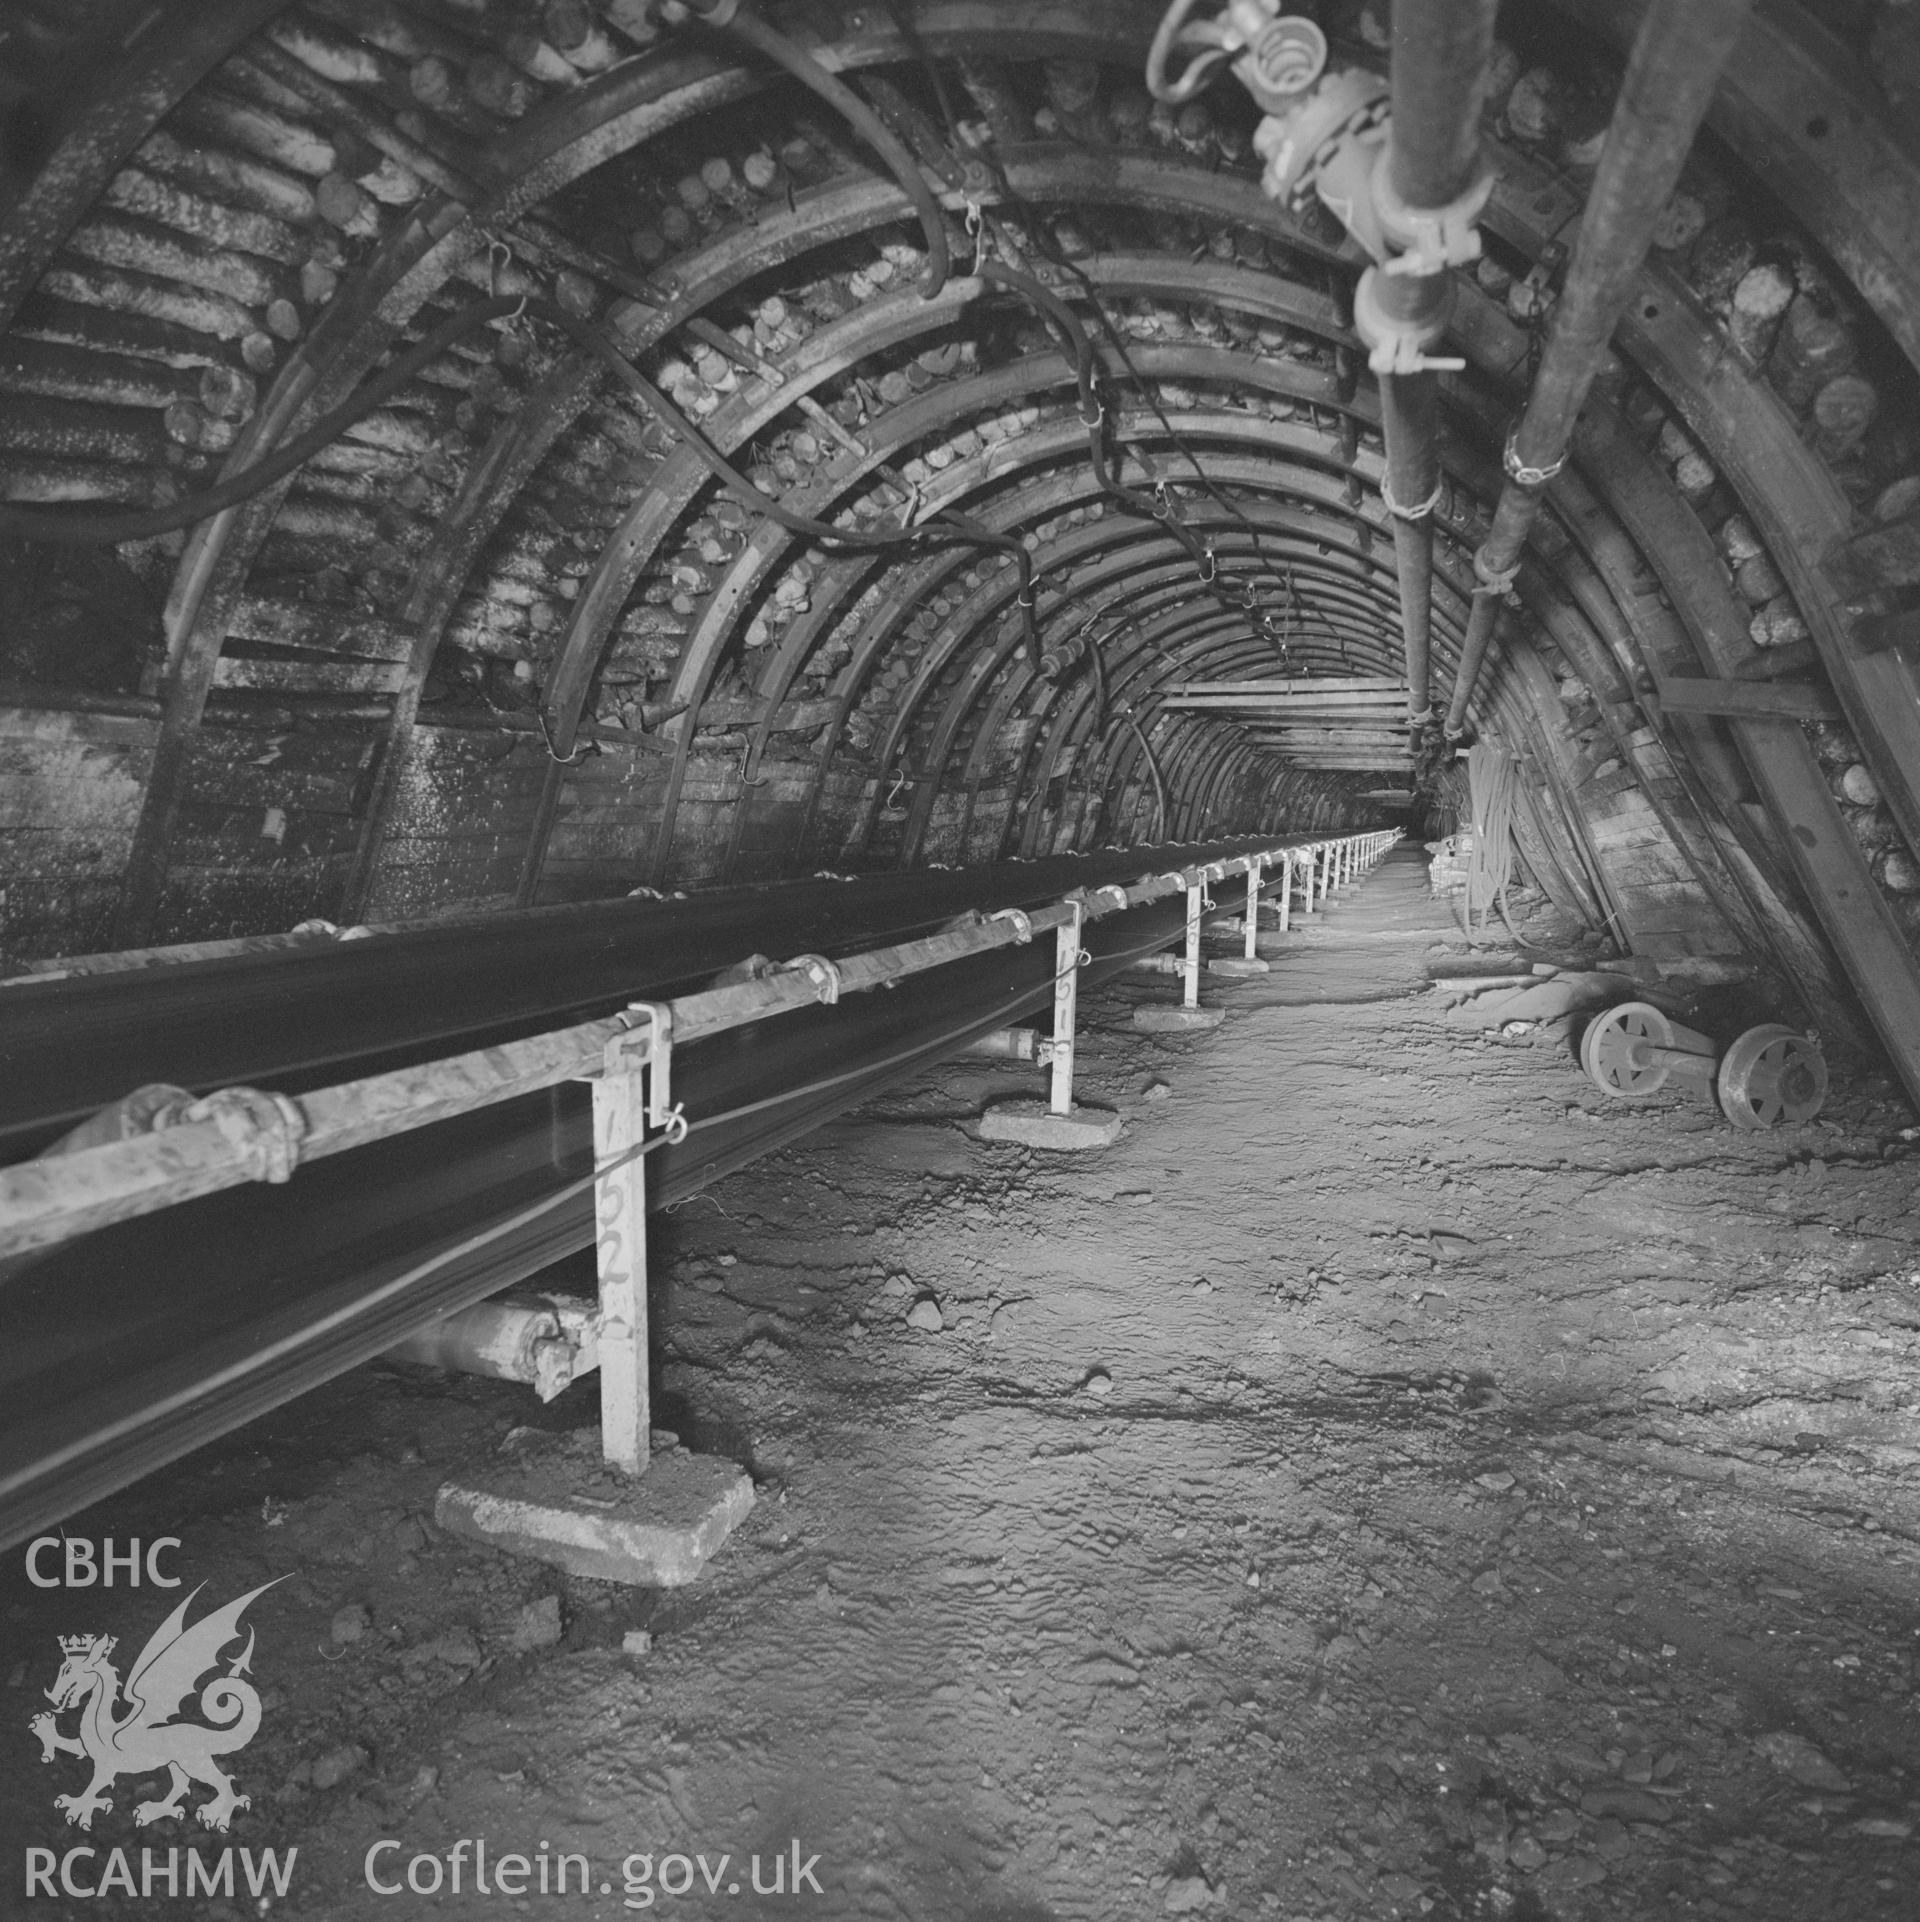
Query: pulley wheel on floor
1716,1023,1828,1130
1580,1001,1675,1099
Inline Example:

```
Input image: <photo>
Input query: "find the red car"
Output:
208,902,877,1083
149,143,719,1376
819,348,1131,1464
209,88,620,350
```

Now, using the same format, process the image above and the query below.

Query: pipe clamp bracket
1503,429,1565,489
1471,548,1522,599
1352,268,1466,376
1374,152,1495,277
1380,473,1444,522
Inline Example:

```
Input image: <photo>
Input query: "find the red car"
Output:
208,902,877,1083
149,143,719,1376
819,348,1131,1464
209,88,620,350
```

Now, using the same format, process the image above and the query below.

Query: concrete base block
1207,956,1270,977
1132,1004,1227,1032
978,1097,1124,1150
436,1429,755,1587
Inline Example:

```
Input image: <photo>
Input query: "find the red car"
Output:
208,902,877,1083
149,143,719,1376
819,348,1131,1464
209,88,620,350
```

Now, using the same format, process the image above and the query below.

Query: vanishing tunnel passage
3,1,1920,1918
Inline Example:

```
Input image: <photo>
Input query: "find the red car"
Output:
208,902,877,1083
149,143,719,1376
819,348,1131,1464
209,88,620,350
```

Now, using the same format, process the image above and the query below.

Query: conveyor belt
0,838,1316,1548
0,840,1280,1159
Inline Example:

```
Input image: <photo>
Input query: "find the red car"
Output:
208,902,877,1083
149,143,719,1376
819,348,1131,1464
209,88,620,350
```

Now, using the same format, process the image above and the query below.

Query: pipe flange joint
1379,472,1444,522
1373,148,1496,278
1093,883,1131,913
1352,267,1466,377
1252,68,1389,218
1503,428,1565,489
990,906,1035,944
786,952,843,1005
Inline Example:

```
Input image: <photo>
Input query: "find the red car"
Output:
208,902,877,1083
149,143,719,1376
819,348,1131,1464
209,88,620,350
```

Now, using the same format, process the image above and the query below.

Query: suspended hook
488,238,528,325
537,707,595,766
965,198,989,276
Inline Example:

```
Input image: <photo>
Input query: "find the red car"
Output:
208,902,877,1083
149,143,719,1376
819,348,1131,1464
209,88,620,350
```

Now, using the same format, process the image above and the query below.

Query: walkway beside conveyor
8,844,1920,1922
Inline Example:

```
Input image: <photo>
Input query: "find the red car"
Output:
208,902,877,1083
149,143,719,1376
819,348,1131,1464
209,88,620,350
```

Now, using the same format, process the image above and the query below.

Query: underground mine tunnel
3,0,1920,1914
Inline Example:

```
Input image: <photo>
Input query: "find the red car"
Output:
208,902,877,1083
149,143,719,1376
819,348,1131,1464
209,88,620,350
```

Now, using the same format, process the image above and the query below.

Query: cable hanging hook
537,706,594,766
965,198,989,276
488,238,528,325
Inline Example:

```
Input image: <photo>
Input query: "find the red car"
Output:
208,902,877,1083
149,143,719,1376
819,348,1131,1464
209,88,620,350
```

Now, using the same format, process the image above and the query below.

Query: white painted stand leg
591,1058,650,1479
1135,880,1226,1030
432,1019,755,1586
979,899,1122,1146
1207,856,1270,977
1183,880,1199,1007
1277,853,1292,933
1049,903,1081,1118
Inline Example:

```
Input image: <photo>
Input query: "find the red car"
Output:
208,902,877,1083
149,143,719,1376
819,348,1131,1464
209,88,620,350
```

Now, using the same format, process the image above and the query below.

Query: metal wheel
1716,1023,1828,1130
1581,1000,1674,1098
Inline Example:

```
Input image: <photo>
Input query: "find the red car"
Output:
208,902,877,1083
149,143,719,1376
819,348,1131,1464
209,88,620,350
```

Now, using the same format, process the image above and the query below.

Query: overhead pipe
1443,0,1756,738
1372,0,1501,728
1191,0,1495,728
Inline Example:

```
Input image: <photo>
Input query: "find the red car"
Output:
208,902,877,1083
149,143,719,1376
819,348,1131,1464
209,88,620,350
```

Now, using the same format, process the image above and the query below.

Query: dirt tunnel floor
8,847,1920,1921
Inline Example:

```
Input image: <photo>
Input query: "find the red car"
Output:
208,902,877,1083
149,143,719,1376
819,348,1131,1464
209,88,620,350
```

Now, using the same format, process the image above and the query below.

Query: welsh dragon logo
29,1580,280,1833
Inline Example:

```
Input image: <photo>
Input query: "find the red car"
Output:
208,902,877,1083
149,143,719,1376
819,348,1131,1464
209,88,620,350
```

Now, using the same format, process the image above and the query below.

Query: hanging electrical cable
0,9,1346,717
1023,232,1318,660
0,294,526,547
637,11,1324,693
1122,715,1171,841
974,253,1301,661
666,0,951,298
0,294,1045,668
1462,739,1518,934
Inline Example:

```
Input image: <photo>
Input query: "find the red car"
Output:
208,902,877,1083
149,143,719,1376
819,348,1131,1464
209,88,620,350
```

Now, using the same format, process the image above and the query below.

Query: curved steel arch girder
943,541,1403,844
859,453,1521,864
115,30,784,940
10,0,1897,1019
1006,596,1410,860
1018,614,1396,858
1013,565,1567,866
584,319,1384,887
945,541,1422,829
841,440,1429,858
646,230,1690,888
370,155,1359,902
0,0,291,335
123,4,1314,932
721,453,1403,879
875,506,1499,864
720,420,1421,881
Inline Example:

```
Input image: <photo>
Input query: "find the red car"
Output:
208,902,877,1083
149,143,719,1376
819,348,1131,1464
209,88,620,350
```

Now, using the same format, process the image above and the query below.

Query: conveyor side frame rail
0,835,1401,1258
